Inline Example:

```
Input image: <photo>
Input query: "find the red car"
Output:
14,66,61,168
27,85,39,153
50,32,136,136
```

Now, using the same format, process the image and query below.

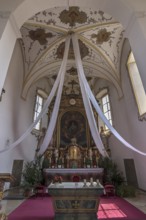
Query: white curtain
0,36,70,154
1,33,146,157
72,34,108,157
38,36,71,155
72,33,146,157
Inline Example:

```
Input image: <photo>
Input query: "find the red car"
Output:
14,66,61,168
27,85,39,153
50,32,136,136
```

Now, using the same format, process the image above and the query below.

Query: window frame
33,89,48,132
127,52,146,118
96,88,113,131
101,93,113,130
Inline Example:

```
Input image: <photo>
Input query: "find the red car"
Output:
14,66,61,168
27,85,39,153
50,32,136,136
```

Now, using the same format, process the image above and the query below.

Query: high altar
42,88,105,184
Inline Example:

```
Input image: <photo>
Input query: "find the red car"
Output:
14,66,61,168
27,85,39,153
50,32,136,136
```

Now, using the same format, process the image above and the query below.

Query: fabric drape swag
1,33,146,157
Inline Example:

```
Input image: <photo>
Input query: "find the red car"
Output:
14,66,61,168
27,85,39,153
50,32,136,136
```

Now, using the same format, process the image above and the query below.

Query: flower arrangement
53,175,63,184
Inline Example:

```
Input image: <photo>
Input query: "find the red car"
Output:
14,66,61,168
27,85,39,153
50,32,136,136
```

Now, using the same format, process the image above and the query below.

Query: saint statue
100,126,108,149
88,148,93,160
54,148,59,163
35,127,46,158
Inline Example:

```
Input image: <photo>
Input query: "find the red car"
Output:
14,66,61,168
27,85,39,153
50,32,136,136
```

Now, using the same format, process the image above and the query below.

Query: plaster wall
94,38,146,190
118,39,146,190
0,40,49,174
108,39,146,190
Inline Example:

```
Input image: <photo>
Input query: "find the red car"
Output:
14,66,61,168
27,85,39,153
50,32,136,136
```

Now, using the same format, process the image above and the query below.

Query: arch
21,59,123,99
1,0,146,95
12,0,133,29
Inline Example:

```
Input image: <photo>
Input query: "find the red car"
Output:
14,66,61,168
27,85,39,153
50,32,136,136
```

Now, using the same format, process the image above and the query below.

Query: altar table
48,181,104,220
44,168,104,185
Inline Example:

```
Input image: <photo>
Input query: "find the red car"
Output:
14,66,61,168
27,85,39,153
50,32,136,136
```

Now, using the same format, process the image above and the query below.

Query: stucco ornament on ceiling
67,67,77,76
91,28,111,44
56,39,89,59
29,28,54,45
20,6,124,99
59,7,88,26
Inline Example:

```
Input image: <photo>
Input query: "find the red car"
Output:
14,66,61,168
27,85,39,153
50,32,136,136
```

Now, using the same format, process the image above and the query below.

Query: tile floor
0,188,146,217
125,189,146,214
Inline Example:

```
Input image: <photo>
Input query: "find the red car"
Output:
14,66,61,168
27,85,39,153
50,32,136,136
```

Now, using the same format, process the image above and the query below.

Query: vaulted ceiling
20,6,124,98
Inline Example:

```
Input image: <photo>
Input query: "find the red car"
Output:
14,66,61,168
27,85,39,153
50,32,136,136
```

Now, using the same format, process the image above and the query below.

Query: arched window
33,89,47,131
101,94,112,129
96,88,112,130
127,52,146,116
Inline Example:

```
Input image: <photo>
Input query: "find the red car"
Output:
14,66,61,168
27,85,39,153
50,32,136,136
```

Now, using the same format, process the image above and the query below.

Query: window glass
127,52,146,116
101,94,113,130
33,93,43,130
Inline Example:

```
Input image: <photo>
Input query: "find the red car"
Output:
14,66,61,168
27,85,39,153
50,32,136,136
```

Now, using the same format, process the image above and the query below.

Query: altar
48,181,104,220
43,168,104,185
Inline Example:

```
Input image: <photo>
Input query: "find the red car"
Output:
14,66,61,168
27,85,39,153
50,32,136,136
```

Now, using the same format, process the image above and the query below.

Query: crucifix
68,79,78,93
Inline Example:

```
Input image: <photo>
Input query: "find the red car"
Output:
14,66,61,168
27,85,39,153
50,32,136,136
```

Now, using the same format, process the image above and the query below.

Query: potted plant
22,156,43,197
98,156,125,190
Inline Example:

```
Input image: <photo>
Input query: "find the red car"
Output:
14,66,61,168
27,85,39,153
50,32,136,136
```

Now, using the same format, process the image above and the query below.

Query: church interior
1,0,146,219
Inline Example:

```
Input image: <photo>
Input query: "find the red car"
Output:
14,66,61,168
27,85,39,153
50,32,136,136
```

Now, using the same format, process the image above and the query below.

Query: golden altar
42,141,100,169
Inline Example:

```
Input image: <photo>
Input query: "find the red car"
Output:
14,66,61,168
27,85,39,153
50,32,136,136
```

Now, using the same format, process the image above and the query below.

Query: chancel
1,0,146,220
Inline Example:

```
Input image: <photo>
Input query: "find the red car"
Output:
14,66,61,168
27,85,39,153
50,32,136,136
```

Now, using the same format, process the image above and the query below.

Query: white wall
0,40,50,175
118,39,146,190
94,39,146,190
109,39,146,190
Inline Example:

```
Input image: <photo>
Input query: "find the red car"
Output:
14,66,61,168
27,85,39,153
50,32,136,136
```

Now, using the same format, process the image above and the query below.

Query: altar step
3,187,25,200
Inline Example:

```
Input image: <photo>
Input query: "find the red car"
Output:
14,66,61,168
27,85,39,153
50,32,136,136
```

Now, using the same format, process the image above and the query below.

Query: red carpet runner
8,196,146,220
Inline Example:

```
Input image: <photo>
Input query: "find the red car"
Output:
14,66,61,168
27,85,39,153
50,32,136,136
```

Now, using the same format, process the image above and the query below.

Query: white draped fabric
72,33,146,157
1,33,146,157
72,34,108,157
38,36,71,155
0,36,70,154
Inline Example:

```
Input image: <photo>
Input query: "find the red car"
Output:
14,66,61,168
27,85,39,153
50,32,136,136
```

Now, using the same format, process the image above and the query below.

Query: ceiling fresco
20,6,125,99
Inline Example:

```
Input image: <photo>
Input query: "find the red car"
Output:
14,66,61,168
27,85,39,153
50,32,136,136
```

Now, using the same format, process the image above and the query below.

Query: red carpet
8,196,54,220
8,195,146,220
98,196,146,220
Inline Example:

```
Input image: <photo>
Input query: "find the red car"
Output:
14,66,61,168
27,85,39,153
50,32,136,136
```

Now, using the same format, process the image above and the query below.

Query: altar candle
90,177,93,183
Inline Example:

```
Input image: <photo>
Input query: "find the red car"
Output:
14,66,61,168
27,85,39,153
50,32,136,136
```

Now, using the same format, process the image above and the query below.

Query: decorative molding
91,28,111,44
59,7,87,27
56,39,89,59
28,28,54,45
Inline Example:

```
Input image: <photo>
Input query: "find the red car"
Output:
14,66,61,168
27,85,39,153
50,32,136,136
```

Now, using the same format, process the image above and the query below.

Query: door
10,160,24,187
124,159,138,187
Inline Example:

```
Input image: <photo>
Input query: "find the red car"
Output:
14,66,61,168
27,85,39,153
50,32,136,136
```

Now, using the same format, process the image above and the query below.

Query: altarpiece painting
59,111,87,148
